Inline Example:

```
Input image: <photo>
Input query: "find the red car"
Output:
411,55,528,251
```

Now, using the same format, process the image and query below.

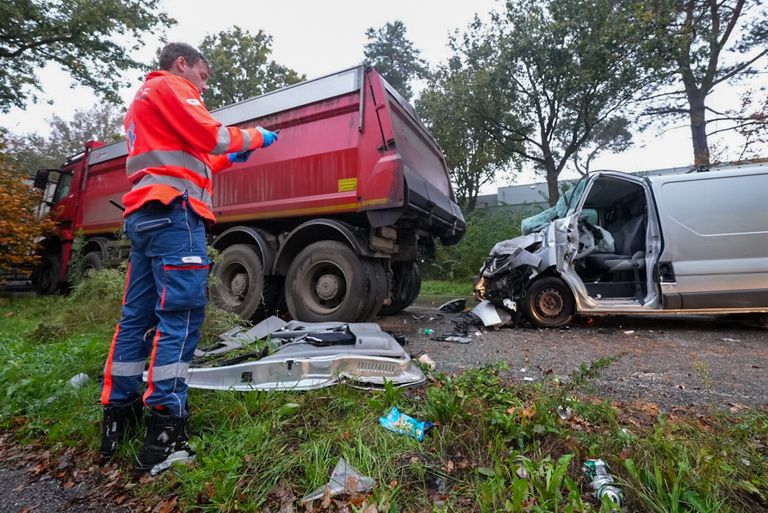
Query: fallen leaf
154,495,178,513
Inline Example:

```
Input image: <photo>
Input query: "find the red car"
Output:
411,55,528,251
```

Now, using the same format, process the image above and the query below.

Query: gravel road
379,299,768,410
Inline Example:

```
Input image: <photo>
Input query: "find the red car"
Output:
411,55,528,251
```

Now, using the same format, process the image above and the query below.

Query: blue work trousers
101,196,209,416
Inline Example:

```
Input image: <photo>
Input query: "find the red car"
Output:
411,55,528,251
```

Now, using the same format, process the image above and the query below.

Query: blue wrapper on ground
379,406,433,441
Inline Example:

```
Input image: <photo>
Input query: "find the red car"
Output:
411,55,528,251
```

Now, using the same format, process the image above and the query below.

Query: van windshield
521,179,588,234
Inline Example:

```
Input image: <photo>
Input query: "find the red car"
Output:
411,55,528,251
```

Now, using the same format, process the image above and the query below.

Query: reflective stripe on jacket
122,70,265,221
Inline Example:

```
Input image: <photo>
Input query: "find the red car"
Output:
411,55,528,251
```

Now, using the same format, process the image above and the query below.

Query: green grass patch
1,281,767,512
420,280,473,298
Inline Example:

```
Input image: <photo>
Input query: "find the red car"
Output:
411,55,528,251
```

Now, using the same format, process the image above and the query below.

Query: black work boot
100,397,143,464
135,409,195,476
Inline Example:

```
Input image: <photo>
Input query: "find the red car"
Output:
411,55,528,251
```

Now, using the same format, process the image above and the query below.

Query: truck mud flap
403,167,465,239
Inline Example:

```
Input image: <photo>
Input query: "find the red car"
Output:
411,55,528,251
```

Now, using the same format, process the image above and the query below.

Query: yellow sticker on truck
337,178,357,192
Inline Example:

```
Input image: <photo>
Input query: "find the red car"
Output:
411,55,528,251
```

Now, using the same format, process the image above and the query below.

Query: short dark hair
158,42,209,71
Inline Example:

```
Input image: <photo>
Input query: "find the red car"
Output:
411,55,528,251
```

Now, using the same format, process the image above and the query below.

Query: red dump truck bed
79,66,463,240
36,66,465,322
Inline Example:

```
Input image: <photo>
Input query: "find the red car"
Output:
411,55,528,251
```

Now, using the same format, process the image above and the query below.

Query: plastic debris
302,457,375,502
430,332,471,344
557,405,573,420
421,328,435,336
522,376,535,382
67,372,90,388
417,354,436,369
45,372,91,404
438,298,466,313
379,406,433,441
471,301,503,327
623,330,635,335
502,298,517,312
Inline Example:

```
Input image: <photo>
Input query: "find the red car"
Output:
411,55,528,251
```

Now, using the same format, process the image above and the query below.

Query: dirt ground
379,298,768,411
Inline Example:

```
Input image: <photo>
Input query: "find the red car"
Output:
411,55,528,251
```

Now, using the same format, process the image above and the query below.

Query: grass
1,272,767,512
420,280,473,298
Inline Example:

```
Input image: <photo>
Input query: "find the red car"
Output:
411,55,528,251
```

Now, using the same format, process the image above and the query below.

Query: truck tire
32,255,60,295
360,259,387,320
285,241,369,322
212,244,268,320
81,251,104,277
523,276,574,328
378,262,421,316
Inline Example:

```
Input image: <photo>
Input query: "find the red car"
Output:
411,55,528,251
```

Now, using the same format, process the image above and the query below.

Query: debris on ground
417,354,436,369
430,333,471,344
182,318,426,391
471,300,515,327
582,459,623,510
301,457,375,502
438,298,466,313
379,406,433,441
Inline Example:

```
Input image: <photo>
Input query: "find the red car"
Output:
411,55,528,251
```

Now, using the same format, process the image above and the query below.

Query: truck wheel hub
230,273,248,296
315,274,341,300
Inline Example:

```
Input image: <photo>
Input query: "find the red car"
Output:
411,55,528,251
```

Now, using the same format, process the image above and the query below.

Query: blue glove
257,126,279,147
228,149,254,163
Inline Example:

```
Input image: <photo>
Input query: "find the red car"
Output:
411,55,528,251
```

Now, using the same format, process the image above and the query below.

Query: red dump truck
31,66,465,322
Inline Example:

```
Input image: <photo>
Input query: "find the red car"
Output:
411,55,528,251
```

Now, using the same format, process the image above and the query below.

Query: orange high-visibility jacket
122,70,266,221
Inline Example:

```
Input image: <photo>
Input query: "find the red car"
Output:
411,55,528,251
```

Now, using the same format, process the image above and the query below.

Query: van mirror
33,169,50,190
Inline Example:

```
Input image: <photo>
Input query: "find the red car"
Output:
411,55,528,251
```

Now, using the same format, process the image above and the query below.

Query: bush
425,206,528,280
31,261,240,344
0,151,57,282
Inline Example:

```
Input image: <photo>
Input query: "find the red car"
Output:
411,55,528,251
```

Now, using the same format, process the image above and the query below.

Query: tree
363,20,429,100
6,104,125,176
0,145,57,282
0,0,174,113
642,0,768,166
198,26,304,110
571,116,633,176
731,90,768,159
478,0,661,205
418,18,518,210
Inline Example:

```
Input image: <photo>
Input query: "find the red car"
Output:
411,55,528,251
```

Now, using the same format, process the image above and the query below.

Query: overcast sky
0,0,764,189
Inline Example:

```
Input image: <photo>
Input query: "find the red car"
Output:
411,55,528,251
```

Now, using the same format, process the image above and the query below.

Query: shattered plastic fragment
379,406,433,441
301,457,375,502
438,298,466,313
417,354,436,369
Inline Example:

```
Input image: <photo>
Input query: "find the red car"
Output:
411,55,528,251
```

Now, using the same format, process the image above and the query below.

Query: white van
474,162,768,327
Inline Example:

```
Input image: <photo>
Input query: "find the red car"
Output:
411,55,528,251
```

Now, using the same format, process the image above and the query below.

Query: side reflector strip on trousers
213,126,231,153
126,150,211,179
143,329,162,404
101,324,121,405
108,360,147,377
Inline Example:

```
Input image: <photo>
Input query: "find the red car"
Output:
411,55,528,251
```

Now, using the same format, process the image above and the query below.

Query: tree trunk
688,93,710,166
544,154,559,206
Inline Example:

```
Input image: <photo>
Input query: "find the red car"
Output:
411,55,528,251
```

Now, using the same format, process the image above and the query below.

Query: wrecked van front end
474,217,572,322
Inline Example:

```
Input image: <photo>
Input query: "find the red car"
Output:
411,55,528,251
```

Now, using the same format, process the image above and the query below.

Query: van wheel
524,276,574,328
379,262,421,316
212,244,266,320
286,241,369,322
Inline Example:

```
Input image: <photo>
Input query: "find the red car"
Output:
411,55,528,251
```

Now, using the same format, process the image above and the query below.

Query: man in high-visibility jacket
99,42,279,474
